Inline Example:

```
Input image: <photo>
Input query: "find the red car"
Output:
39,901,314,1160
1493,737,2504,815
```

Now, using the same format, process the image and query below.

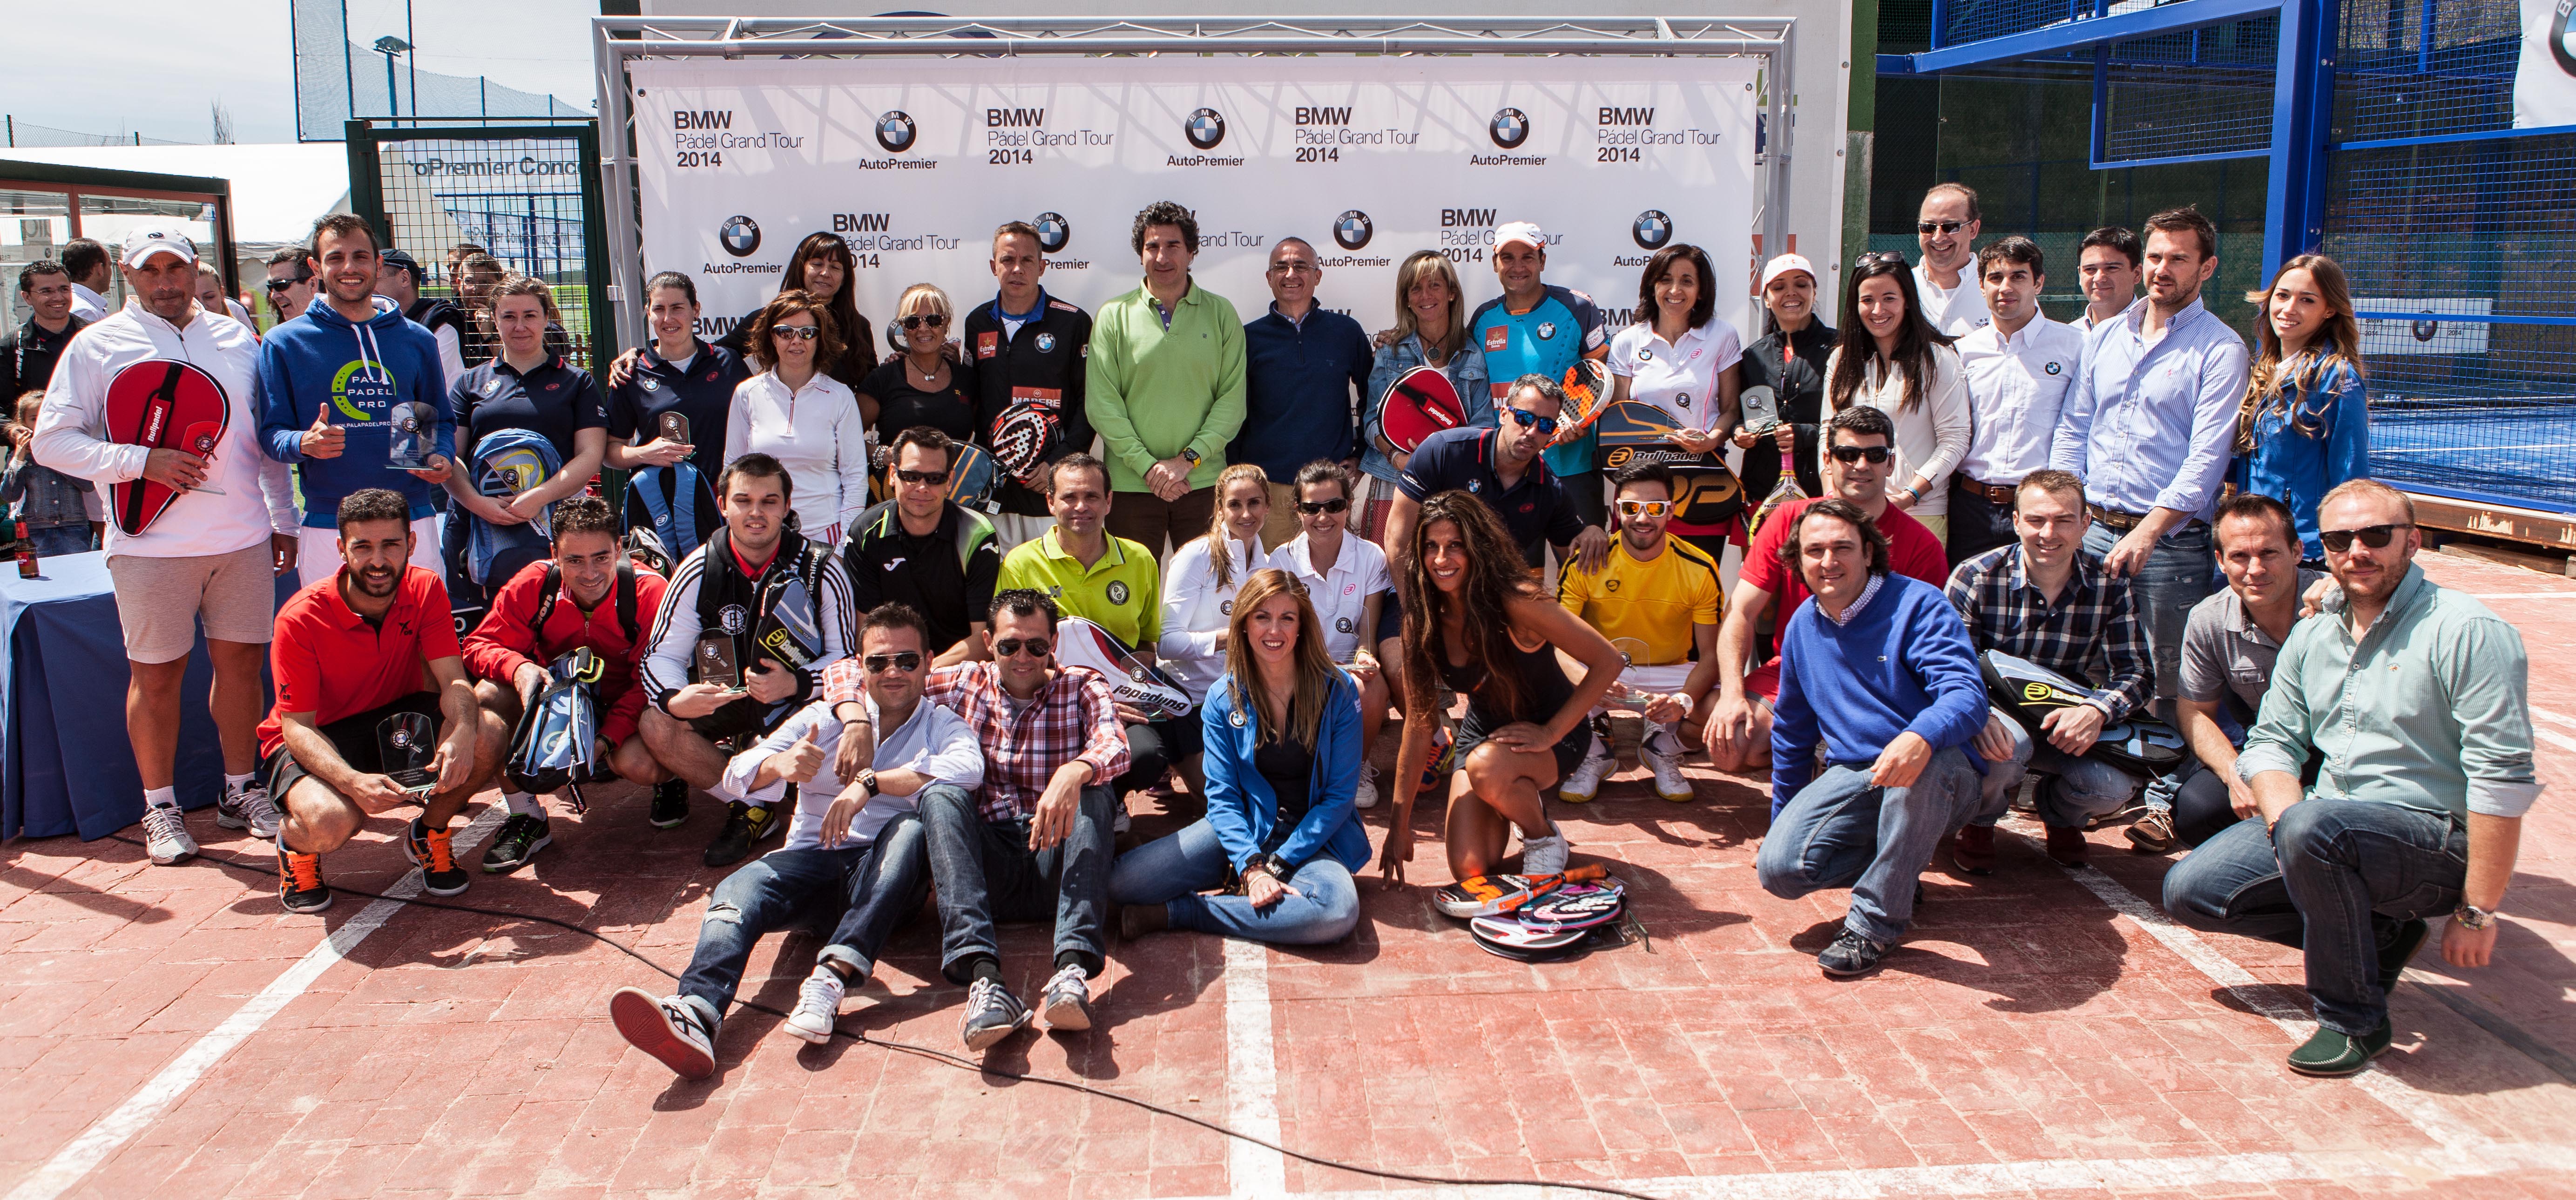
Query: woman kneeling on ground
1385,492,1623,885
1112,568,1372,944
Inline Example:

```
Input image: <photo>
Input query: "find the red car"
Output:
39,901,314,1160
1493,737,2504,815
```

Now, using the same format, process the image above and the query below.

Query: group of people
11,183,2534,1085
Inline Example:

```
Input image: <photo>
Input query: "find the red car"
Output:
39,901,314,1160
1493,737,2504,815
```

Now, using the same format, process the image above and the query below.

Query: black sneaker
649,780,689,829
702,801,777,868
1038,964,1093,1031
277,848,332,915
481,814,552,873
961,977,1031,1051
1817,928,1888,976
403,817,469,897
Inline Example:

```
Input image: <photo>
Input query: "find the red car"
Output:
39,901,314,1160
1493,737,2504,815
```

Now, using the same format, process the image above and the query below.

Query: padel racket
1473,920,1623,963
944,441,1000,513
1738,385,1808,538
1593,401,1743,525
1520,882,1627,930
1555,358,1613,434
1055,616,1193,719
757,577,824,671
1378,365,1465,454
105,359,232,535
1470,914,1593,952
1981,650,2186,776
1435,863,1608,919
990,401,1059,487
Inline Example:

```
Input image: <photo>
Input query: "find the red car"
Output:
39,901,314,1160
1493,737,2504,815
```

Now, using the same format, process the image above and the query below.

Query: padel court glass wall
1876,0,2576,514
0,161,237,332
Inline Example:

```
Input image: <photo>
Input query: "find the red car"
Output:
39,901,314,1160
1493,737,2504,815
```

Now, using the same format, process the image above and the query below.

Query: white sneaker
1519,821,1570,876
1352,762,1379,810
1642,725,1695,803
141,804,197,865
1558,736,1615,803
784,967,845,1044
216,784,282,839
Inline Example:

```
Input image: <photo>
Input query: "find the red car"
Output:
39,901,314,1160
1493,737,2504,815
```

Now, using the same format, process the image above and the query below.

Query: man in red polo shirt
1704,407,1950,775
264,488,507,913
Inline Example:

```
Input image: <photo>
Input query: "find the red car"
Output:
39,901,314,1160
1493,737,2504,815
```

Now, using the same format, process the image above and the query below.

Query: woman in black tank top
1386,491,1624,886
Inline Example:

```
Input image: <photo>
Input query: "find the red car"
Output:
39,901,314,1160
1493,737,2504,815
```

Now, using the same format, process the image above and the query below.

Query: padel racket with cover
1738,385,1807,538
757,577,824,672
1433,863,1608,919
105,359,231,535
1473,920,1625,963
1981,650,2186,776
944,441,1000,513
1519,882,1627,931
1054,616,1193,719
1378,365,1466,454
1593,401,1743,525
1470,914,1594,953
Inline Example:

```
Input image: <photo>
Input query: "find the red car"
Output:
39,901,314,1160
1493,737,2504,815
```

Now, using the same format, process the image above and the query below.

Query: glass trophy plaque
379,710,439,793
696,634,742,689
658,411,690,446
386,400,434,471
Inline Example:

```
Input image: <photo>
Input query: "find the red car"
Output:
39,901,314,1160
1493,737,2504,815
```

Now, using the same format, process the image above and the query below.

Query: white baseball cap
1758,252,1817,293
1494,221,1546,252
120,226,199,268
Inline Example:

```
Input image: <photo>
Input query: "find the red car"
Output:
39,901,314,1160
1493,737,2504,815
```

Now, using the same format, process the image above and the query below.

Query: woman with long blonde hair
1358,251,1489,541
1155,462,1272,799
1110,568,1372,944
2237,253,2369,563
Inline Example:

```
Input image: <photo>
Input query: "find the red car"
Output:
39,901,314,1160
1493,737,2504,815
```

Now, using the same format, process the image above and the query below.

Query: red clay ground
7,549,2576,1200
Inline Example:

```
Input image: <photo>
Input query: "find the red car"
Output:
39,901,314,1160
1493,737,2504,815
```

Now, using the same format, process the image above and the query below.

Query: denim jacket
1360,333,1489,483
2,449,94,529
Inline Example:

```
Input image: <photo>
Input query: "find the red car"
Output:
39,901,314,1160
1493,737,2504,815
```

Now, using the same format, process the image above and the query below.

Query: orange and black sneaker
404,816,470,897
277,848,331,915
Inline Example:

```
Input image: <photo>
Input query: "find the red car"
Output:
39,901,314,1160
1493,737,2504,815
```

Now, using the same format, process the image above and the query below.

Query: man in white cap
1467,221,1611,530
33,227,303,865
1912,184,1993,337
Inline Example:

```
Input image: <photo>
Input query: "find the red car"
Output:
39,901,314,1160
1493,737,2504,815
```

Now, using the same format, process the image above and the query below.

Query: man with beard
262,489,508,913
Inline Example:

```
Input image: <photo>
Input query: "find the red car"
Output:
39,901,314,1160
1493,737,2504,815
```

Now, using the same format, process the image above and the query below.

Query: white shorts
1594,662,1696,717
297,515,447,588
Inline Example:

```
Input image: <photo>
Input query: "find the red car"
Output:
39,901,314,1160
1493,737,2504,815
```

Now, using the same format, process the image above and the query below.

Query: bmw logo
719,215,761,258
1185,108,1227,150
2555,0,2576,76
1035,332,1056,352
1638,347,1654,361
2045,361,2063,375
1333,210,1373,251
1489,108,1530,149
1677,392,1693,409
1336,616,1353,634
1034,211,1071,253
1229,709,1247,727
1535,322,1557,341
875,111,917,154
1632,210,1673,250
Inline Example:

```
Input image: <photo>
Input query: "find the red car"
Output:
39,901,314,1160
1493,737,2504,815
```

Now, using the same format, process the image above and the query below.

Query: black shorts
1456,706,1589,781
261,691,445,800
1156,707,1205,762
1373,590,1403,647
687,694,789,742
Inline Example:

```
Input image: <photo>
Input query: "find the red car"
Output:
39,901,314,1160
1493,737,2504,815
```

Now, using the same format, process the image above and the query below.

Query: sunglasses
772,325,819,341
1296,497,1350,515
263,276,310,292
1853,251,1907,269
993,637,1051,658
1617,500,1674,517
1829,445,1893,464
2319,522,2413,554
1506,407,1561,437
899,313,948,330
895,468,951,485
863,651,924,673
1917,220,1966,234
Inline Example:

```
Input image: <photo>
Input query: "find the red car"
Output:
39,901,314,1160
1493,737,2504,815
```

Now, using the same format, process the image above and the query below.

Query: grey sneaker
609,987,716,1080
141,803,197,866
961,977,1031,1051
784,967,844,1045
216,784,281,840
1039,964,1093,1031
1817,928,1888,976
1518,822,1570,876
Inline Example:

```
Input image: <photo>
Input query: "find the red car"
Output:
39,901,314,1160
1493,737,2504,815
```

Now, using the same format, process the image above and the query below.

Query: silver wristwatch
2452,904,2495,931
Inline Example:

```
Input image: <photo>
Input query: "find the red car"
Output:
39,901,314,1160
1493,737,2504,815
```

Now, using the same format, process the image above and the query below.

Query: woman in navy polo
606,271,745,557
444,275,609,602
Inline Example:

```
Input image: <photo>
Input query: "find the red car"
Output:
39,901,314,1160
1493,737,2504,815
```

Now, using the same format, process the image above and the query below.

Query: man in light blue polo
2049,205,2249,719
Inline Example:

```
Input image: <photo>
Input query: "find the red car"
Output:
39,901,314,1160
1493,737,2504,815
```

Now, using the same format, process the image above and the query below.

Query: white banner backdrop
2515,0,2576,128
630,56,1760,347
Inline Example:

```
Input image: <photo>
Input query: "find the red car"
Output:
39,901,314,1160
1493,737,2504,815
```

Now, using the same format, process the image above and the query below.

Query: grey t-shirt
2179,569,2327,716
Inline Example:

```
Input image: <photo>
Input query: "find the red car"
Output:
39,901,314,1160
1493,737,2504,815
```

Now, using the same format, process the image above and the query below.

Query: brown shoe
2045,824,2090,867
2125,810,2177,853
1949,825,1996,875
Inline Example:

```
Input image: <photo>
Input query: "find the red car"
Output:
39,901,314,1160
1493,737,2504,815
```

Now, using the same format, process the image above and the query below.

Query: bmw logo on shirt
2046,361,2064,375
1536,322,1557,341
1036,332,1056,352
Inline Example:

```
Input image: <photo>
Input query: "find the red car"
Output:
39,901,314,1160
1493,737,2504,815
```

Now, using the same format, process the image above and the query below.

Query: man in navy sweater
1755,498,1996,977
1231,237,1371,551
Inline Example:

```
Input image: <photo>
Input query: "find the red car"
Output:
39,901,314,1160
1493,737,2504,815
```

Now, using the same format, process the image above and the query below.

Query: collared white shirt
1157,532,1262,703
1268,530,1390,663
1606,318,1743,433
1912,264,1991,337
1955,314,2086,487
68,282,108,323
723,369,870,546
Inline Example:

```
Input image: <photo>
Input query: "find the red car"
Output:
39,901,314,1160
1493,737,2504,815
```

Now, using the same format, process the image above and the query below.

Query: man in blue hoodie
257,214,455,587
1754,498,1998,978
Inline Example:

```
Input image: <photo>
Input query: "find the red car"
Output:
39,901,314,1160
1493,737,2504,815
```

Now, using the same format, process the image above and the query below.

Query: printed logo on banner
720,215,762,258
1186,108,1228,150
1489,108,1530,149
1333,210,1374,251
1632,210,1673,250
876,111,918,154
1034,211,1072,253
2556,1,2576,76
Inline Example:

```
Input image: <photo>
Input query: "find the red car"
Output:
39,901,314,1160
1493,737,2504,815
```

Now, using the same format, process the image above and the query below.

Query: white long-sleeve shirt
1821,343,1972,517
721,692,983,852
1157,532,1259,704
1955,316,2086,487
35,302,299,557
724,370,870,548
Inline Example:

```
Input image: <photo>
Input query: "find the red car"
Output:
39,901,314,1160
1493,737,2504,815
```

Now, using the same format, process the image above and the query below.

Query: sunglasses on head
1917,220,1966,235
993,636,1051,658
1829,445,1893,464
1296,497,1350,515
2319,522,2413,554
1506,407,1561,437
1617,499,1674,517
1853,251,1907,269
772,325,819,341
894,468,951,485
899,313,948,330
862,651,924,674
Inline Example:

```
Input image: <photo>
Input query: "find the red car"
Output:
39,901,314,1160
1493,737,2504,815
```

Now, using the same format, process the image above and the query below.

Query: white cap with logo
1494,221,1546,252
1758,252,1817,294
121,226,199,268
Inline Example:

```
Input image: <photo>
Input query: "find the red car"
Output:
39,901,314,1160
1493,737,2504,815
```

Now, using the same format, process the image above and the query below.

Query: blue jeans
2162,797,2467,1036
2083,519,2213,712
1108,819,1360,945
1974,709,2142,829
1758,747,2005,944
21,524,92,557
673,806,937,1034
922,783,1115,983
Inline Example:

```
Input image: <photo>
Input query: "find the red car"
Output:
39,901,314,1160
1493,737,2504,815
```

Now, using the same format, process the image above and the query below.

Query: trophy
378,710,440,793
696,633,743,690
658,410,691,447
386,400,435,470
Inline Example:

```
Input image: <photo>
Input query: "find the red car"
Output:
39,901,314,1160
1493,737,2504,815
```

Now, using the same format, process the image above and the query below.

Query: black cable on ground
110,835,1673,1200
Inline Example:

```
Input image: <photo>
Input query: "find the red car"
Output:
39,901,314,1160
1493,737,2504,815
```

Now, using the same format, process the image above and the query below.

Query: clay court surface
7,552,2576,1200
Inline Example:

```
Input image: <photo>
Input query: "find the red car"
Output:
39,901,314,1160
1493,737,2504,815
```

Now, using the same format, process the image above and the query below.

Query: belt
1953,477,2016,505
2088,504,2145,531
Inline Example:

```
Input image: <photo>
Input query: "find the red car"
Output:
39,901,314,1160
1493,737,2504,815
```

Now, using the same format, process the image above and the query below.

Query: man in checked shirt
1944,469,2151,871
828,587,1131,1052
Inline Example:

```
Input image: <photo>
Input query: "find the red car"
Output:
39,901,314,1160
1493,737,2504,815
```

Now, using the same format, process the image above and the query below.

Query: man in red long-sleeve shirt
463,495,676,871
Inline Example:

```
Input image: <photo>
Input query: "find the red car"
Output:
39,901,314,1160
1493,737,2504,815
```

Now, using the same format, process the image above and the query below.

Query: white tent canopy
0,143,352,248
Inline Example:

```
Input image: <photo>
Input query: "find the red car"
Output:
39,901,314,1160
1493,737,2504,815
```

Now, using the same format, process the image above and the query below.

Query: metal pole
340,1,355,132
405,0,418,129
595,17,646,353
1765,27,1794,275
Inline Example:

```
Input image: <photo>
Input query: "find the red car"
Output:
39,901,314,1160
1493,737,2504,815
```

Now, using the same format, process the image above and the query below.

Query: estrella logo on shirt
1485,327,1509,353
976,332,998,359
329,359,398,420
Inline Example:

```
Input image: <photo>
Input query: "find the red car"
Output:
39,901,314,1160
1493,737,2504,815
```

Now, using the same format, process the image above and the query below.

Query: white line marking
2537,728,2576,758
1221,937,1287,1200
2465,592,2576,601
2532,705,2576,731
7,805,507,1200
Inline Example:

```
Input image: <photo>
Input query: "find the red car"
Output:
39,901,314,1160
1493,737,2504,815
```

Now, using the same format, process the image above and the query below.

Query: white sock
1643,723,1681,759
145,786,179,811
504,790,546,819
224,773,256,795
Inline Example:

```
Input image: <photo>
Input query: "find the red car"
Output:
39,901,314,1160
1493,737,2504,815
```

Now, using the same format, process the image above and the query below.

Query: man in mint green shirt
1085,200,1247,556
2164,480,2537,1078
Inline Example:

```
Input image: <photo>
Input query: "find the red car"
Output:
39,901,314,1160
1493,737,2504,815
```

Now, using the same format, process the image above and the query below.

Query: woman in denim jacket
4,391,95,556
1359,251,1487,543
2236,254,2370,565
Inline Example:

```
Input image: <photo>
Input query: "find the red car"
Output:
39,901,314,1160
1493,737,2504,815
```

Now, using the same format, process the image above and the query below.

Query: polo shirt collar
1826,573,1886,625
641,339,708,372
1281,533,1346,582
1269,300,1315,329
2121,295,2205,338
993,288,1049,325
496,353,562,379
323,565,418,630
1042,527,1129,576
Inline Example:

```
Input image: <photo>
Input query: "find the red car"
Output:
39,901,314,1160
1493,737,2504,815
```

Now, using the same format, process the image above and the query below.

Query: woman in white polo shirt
1607,243,1743,562
723,289,871,548
1266,460,1390,807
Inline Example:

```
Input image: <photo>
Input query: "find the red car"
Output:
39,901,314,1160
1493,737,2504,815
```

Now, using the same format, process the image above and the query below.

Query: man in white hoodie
34,227,302,865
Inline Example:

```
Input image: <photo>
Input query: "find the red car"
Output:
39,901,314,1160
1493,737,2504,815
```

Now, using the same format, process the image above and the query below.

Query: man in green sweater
1085,201,1248,556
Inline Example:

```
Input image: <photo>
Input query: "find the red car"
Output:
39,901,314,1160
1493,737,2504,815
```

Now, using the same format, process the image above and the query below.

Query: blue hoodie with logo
257,295,455,527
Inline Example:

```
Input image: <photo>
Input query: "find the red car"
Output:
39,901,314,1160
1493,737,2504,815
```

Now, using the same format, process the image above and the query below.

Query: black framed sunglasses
1916,220,1966,235
771,325,820,341
263,275,310,292
899,313,948,330
1296,497,1350,515
1853,251,1907,269
894,468,951,486
1829,445,1893,464
992,636,1051,658
2319,522,2413,554
1506,407,1561,437
862,651,924,674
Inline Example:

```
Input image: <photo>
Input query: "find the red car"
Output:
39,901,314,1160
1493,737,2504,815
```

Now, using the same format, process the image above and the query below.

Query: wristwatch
1179,447,1202,467
2453,903,2495,931
855,768,879,799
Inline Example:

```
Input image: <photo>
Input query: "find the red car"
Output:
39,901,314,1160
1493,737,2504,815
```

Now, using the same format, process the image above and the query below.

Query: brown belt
2088,504,2146,531
1953,477,2016,505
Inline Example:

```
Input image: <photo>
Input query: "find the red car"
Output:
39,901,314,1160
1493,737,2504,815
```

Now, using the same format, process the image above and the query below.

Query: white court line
2530,705,2576,731
1222,937,1288,1199
7,805,508,1200
2466,592,2576,601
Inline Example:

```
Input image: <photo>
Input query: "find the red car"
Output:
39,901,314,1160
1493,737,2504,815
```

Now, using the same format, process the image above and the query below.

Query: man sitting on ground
462,495,679,871
2164,480,2539,1076
843,427,1000,665
609,603,981,1079
1555,461,1724,803
639,454,858,868
831,589,1128,1051
1755,500,1992,976
264,489,509,913
1944,469,2151,870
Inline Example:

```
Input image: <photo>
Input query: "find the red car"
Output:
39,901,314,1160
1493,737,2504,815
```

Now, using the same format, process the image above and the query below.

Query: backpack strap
533,561,564,636
615,561,639,646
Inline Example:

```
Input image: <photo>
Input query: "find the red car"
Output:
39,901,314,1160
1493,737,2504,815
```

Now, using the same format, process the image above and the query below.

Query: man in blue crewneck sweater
1755,498,1997,977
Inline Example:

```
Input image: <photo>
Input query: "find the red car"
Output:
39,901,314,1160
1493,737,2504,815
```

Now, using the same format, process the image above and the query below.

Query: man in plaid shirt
832,587,1129,1051
1943,470,2150,870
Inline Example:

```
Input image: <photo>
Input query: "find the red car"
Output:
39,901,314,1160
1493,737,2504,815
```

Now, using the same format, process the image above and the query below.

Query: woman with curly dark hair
1383,491,1623,885
717,231,879,388
723,289,871,547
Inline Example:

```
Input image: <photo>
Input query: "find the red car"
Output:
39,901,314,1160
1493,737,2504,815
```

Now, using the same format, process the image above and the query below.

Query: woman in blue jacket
2236,253,2369,564
1110,567,1370,945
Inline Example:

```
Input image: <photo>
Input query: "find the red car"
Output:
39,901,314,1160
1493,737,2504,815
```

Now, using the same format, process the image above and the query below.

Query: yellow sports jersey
1558,536,1724,665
